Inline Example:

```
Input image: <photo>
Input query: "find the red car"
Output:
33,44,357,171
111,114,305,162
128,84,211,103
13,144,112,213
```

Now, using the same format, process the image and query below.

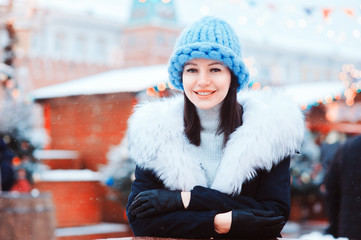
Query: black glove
129,189,183,218
228,209,286,239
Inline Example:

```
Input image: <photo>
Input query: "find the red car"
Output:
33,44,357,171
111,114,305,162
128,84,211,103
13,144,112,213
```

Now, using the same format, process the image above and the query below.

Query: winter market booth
303,64,361,136
28,65,174,239
279,81,347,222
29,64,172,171
280,75,361,222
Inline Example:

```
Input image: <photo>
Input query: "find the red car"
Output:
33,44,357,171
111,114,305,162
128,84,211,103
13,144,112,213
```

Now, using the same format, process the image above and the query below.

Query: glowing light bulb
157,82,167,91
324,95,333,104
146,87,156,96
346,98,354,106
339,72,347,81
252,82,262,90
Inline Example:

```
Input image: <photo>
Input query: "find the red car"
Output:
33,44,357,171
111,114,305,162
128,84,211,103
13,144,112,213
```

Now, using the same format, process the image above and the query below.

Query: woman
126,16,304,239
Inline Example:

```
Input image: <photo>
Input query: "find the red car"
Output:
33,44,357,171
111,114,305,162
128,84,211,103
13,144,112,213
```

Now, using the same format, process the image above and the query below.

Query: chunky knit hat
168,16,249,92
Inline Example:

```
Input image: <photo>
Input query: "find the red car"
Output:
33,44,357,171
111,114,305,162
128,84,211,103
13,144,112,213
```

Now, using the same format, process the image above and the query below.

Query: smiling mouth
194,90,216,96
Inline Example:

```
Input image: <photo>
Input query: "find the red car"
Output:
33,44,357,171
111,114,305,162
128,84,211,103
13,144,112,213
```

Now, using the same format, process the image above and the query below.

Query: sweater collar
127,90,304,195
197,103,221,133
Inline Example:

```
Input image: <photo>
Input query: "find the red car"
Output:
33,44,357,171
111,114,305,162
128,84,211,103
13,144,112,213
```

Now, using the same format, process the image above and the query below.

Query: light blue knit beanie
168,16,249,92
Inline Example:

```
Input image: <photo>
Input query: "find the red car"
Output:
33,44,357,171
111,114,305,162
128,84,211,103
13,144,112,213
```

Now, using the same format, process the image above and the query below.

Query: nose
197,71,210,86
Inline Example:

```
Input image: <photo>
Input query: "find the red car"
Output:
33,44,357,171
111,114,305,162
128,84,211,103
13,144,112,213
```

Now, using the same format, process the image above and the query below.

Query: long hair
183,72,243,146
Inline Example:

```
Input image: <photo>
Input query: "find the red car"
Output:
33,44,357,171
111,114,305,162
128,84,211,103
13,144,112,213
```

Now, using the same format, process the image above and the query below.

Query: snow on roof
29,64,169,100
278,81,345,106
34,169,101,182
33,149,79,159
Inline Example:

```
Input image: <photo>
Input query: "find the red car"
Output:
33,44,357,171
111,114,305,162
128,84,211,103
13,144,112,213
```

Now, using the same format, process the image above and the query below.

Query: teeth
197,92,213,96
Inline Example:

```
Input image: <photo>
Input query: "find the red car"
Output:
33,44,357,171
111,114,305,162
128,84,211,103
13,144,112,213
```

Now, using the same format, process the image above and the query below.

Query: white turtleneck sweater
192,104,224,187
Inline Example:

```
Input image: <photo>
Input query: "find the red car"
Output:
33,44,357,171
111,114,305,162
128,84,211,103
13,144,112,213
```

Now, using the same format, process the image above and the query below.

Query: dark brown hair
183,72,243,146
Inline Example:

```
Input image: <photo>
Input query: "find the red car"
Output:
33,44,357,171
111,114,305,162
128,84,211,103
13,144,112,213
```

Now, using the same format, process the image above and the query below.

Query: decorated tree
1,20,48,191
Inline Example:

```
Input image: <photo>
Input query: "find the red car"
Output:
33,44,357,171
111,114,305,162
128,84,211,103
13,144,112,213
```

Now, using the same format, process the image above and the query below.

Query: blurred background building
1,0,361,239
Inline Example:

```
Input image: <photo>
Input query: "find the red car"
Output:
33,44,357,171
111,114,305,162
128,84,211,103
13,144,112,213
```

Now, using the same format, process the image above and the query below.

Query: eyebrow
208,61,225,66
184,61,225,67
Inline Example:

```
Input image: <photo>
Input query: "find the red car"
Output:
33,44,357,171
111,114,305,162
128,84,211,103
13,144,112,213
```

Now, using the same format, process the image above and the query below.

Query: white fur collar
127,90,304,195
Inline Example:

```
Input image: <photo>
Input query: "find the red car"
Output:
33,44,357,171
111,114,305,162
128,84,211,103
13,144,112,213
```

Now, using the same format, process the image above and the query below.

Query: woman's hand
181,191,191,209
214,211,232,234
229,209,285,239
129,189,183,218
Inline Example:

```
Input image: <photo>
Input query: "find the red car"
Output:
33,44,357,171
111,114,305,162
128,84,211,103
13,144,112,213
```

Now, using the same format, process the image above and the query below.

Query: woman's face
182,58,231,110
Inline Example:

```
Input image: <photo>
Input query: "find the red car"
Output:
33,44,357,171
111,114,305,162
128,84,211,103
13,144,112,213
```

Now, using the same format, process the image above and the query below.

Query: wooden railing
97,237,299,240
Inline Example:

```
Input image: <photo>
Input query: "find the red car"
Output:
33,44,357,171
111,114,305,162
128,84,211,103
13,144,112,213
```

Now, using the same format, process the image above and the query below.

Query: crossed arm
181,192,231,233
126,157,290,239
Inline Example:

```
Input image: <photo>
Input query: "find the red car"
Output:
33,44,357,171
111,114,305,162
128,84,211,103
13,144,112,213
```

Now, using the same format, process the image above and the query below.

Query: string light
157,82,166,91
339,72,347,81
350,69,360,79
346,98,354,106
251,82,262,90
146,82,174,96
324,95,333,104
146,87,155,96
338,63,361,107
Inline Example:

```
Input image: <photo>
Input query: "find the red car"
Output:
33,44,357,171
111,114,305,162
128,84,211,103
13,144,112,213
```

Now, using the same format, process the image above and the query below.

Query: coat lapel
127,90,304,195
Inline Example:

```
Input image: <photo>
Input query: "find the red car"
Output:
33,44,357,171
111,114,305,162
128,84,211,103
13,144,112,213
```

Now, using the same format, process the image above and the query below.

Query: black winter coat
325,135,361,240
126,91,304,239
127,157,291,239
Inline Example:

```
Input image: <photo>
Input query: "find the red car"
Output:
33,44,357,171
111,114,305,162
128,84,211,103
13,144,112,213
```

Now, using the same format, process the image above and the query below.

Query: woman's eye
186,68,197,73
210,68,221,72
